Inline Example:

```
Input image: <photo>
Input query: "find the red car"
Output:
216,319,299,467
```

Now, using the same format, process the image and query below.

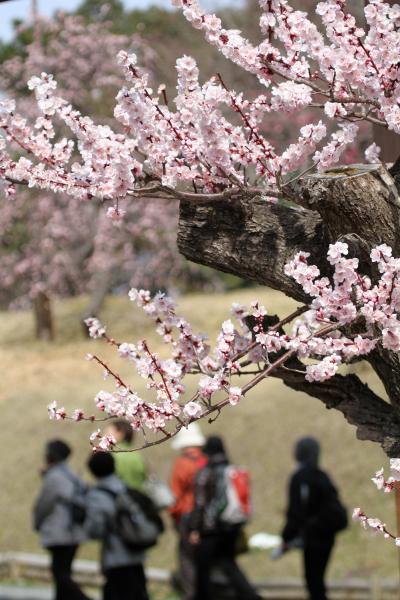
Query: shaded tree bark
80,270,112,337
177,164,400,455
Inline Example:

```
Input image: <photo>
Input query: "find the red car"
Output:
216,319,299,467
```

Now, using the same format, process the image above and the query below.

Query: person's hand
189,531,200,545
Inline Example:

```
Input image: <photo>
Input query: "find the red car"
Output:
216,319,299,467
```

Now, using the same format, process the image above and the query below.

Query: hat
171,422,205,450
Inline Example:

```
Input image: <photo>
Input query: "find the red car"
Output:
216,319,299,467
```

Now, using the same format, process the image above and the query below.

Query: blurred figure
105,419,146,491
189,436,260,600
169,423,206,600
33,439,90,600
280,437,347,600
86,451,150,600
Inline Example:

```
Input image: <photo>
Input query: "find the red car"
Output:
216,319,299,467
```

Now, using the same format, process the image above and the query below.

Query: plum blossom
228,386,243,406
183,401,203,418
47,401,66,420
365,142,381,163
85,317,106,339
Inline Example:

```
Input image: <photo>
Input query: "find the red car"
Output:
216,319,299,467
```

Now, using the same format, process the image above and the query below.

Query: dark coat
190,452,231,534
282,465,339,545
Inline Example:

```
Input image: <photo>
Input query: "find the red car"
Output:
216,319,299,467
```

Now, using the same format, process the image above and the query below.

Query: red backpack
219,466,251,525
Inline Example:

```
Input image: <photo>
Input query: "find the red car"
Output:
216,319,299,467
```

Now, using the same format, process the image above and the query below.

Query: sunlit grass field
0,288,397,585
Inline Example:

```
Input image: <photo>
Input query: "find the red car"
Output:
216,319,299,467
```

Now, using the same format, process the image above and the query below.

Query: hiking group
33,420,347,600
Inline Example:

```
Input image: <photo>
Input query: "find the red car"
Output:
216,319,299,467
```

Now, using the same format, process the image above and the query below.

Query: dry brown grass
0,289,397,583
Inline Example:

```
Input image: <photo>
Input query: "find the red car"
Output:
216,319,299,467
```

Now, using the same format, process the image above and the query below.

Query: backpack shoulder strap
97,486,120,499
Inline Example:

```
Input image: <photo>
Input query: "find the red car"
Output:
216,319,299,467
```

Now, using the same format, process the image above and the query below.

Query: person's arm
169,460,190,520
33,472,63,530
282,473,304,543
84,490,108,540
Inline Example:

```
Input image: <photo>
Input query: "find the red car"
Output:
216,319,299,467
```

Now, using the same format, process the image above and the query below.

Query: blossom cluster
353,459,400,547
47,242,400,451
2,1,400,206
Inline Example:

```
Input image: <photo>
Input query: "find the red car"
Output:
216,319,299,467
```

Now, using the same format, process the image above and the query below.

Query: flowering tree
3,0,400,468
0,12,195,336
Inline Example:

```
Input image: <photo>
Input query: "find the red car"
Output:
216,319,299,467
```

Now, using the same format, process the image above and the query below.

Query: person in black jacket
189,436,261,600
281,437,346,600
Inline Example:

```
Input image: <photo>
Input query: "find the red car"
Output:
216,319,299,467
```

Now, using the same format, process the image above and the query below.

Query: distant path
0,585,99,600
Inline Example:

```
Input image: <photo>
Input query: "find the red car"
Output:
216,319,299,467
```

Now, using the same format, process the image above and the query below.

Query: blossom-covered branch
3,1,400,210
353,459,400,547
48,241,400,451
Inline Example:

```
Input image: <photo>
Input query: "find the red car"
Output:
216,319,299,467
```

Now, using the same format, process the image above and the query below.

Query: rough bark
178,199,327,303
177,164,400,454
33,291,54,341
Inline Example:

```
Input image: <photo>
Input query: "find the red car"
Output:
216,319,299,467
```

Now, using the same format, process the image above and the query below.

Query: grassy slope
0,289,397,582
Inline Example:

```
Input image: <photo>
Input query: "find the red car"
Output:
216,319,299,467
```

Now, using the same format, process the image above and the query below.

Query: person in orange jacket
169,423,206,600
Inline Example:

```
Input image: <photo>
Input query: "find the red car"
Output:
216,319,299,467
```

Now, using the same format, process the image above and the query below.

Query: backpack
215,465,251,526
60,468,88,525
100,486,164,551
318,492,348,535
303,478,348,537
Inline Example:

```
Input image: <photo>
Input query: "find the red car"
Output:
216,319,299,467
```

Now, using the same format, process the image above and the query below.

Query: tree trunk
177,164,400,456
80,270,112,337
33,291,54,341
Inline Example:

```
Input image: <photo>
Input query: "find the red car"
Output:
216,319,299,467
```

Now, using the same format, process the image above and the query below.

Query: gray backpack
100,486,164,550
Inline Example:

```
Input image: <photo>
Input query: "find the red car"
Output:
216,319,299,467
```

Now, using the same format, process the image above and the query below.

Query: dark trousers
193,528,259,600
103,564,149,600
303,540,334,600
177,517,196,600
49,545,90,600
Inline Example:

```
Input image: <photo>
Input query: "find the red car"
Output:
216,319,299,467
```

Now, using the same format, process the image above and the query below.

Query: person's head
45,439,71,466
294,437,320,468
171,422,205,453
203,436,227,459
87,451,115,479
105,419,133,445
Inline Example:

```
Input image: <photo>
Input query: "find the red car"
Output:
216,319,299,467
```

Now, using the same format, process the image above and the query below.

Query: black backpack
308,486,348,536
100,486,164,551
319,492,348,535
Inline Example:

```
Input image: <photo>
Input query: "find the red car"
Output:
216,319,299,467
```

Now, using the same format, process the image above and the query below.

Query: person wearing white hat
169,423,206,600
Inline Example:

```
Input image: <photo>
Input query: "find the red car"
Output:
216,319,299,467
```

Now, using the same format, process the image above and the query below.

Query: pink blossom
183,401,203,418
365,142,381,163
228,386,243,406
85,317,106,339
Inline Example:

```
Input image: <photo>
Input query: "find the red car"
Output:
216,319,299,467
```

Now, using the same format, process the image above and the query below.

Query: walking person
33,439,90,600
280,437,347,600
104,419,147,491
85,451,152,600
169,423,206,600
189,436,261,600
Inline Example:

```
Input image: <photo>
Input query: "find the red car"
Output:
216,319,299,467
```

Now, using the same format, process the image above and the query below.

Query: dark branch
178,199,328,303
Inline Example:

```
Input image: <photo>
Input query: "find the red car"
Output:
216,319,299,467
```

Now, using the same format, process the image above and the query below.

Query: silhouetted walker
189,435,261,600
33,439,90,600
281,437,348,600
85,451,150,600
169,422,207,600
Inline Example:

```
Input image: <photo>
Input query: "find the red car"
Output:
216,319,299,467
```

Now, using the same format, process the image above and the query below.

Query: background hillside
0,288,397,583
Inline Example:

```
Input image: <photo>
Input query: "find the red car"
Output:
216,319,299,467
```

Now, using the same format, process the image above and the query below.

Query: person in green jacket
104,420,146,490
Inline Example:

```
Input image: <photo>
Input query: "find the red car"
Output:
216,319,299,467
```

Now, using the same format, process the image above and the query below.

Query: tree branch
178,199,328,303
272,365,400,457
